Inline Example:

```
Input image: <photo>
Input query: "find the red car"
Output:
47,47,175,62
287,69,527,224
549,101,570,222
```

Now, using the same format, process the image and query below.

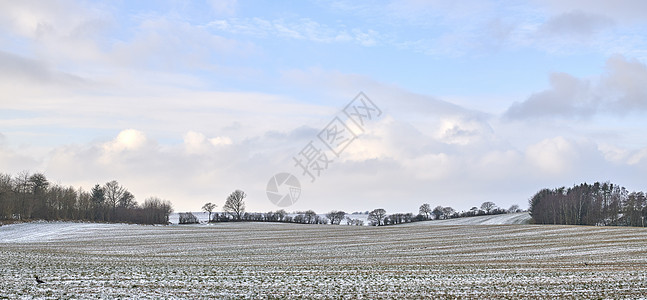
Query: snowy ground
1,220,647,298
420,212,532,225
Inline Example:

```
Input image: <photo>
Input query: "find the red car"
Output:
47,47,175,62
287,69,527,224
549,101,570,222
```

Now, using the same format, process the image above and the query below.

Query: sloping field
1,221,647,299
419,212,532,225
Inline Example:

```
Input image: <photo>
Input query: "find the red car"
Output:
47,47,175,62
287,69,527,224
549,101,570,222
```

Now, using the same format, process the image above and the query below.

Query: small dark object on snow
35,275,45,284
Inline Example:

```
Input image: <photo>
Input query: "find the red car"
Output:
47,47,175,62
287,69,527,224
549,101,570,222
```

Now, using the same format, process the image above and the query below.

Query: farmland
2,216,647,299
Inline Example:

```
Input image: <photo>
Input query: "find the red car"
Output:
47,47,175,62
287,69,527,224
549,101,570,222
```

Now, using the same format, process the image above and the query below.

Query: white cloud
598,143,629,163
183,131,232,155
183,131,209,155
628,148,647,165
525,136,578,175
105,129,147,152
210,136,233,146
435,117,493,146
98,129,154,167
0,0,110,40
0,141,41,173
601,142,647,167
475,149,523,178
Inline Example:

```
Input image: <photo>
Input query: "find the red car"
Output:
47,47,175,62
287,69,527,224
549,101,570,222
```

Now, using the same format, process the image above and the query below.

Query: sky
2,0,647,214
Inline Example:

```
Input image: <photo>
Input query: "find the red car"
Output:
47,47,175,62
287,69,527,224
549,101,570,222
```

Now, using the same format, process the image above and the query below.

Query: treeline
0,172,173,224
207,210,364,225
419,201,517,222
198,190,522,226
367,201,520,226
529,181,647,226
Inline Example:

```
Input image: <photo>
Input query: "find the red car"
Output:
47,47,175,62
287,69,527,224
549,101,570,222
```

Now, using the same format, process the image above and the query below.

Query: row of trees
197,192,365,225
529,182,647,226
419,202,517,221
0,172,173,224
206,209,364,225
198,190,520,227
196,190,247,223
368,201,520,226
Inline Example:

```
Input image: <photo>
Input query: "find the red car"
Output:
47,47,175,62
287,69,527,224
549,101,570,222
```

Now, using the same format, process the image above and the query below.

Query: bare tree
179,212,199,224
304,210,317,224
77,187,92,219
202,202,217,221
508,204,520,213
368,208,387,226
326,210,346,225
118,191,136,209
432,206,444,220
29,173,49,219
0,173,13,220
419,203,432,220
274,209,286,222
142,197,173,224
442,206,455,219
0,171,176,225
345,217,364,226
14,171,33,220
224,190,246,220
481,201,497,214
104,180,126,212
29,173,49,195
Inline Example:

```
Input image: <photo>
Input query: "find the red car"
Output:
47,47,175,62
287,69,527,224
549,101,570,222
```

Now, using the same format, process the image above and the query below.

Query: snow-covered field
2,220,647,298
421,212,532,225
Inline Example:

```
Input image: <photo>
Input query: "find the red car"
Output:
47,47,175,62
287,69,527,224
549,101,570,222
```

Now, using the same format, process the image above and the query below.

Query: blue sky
2,0,647,213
